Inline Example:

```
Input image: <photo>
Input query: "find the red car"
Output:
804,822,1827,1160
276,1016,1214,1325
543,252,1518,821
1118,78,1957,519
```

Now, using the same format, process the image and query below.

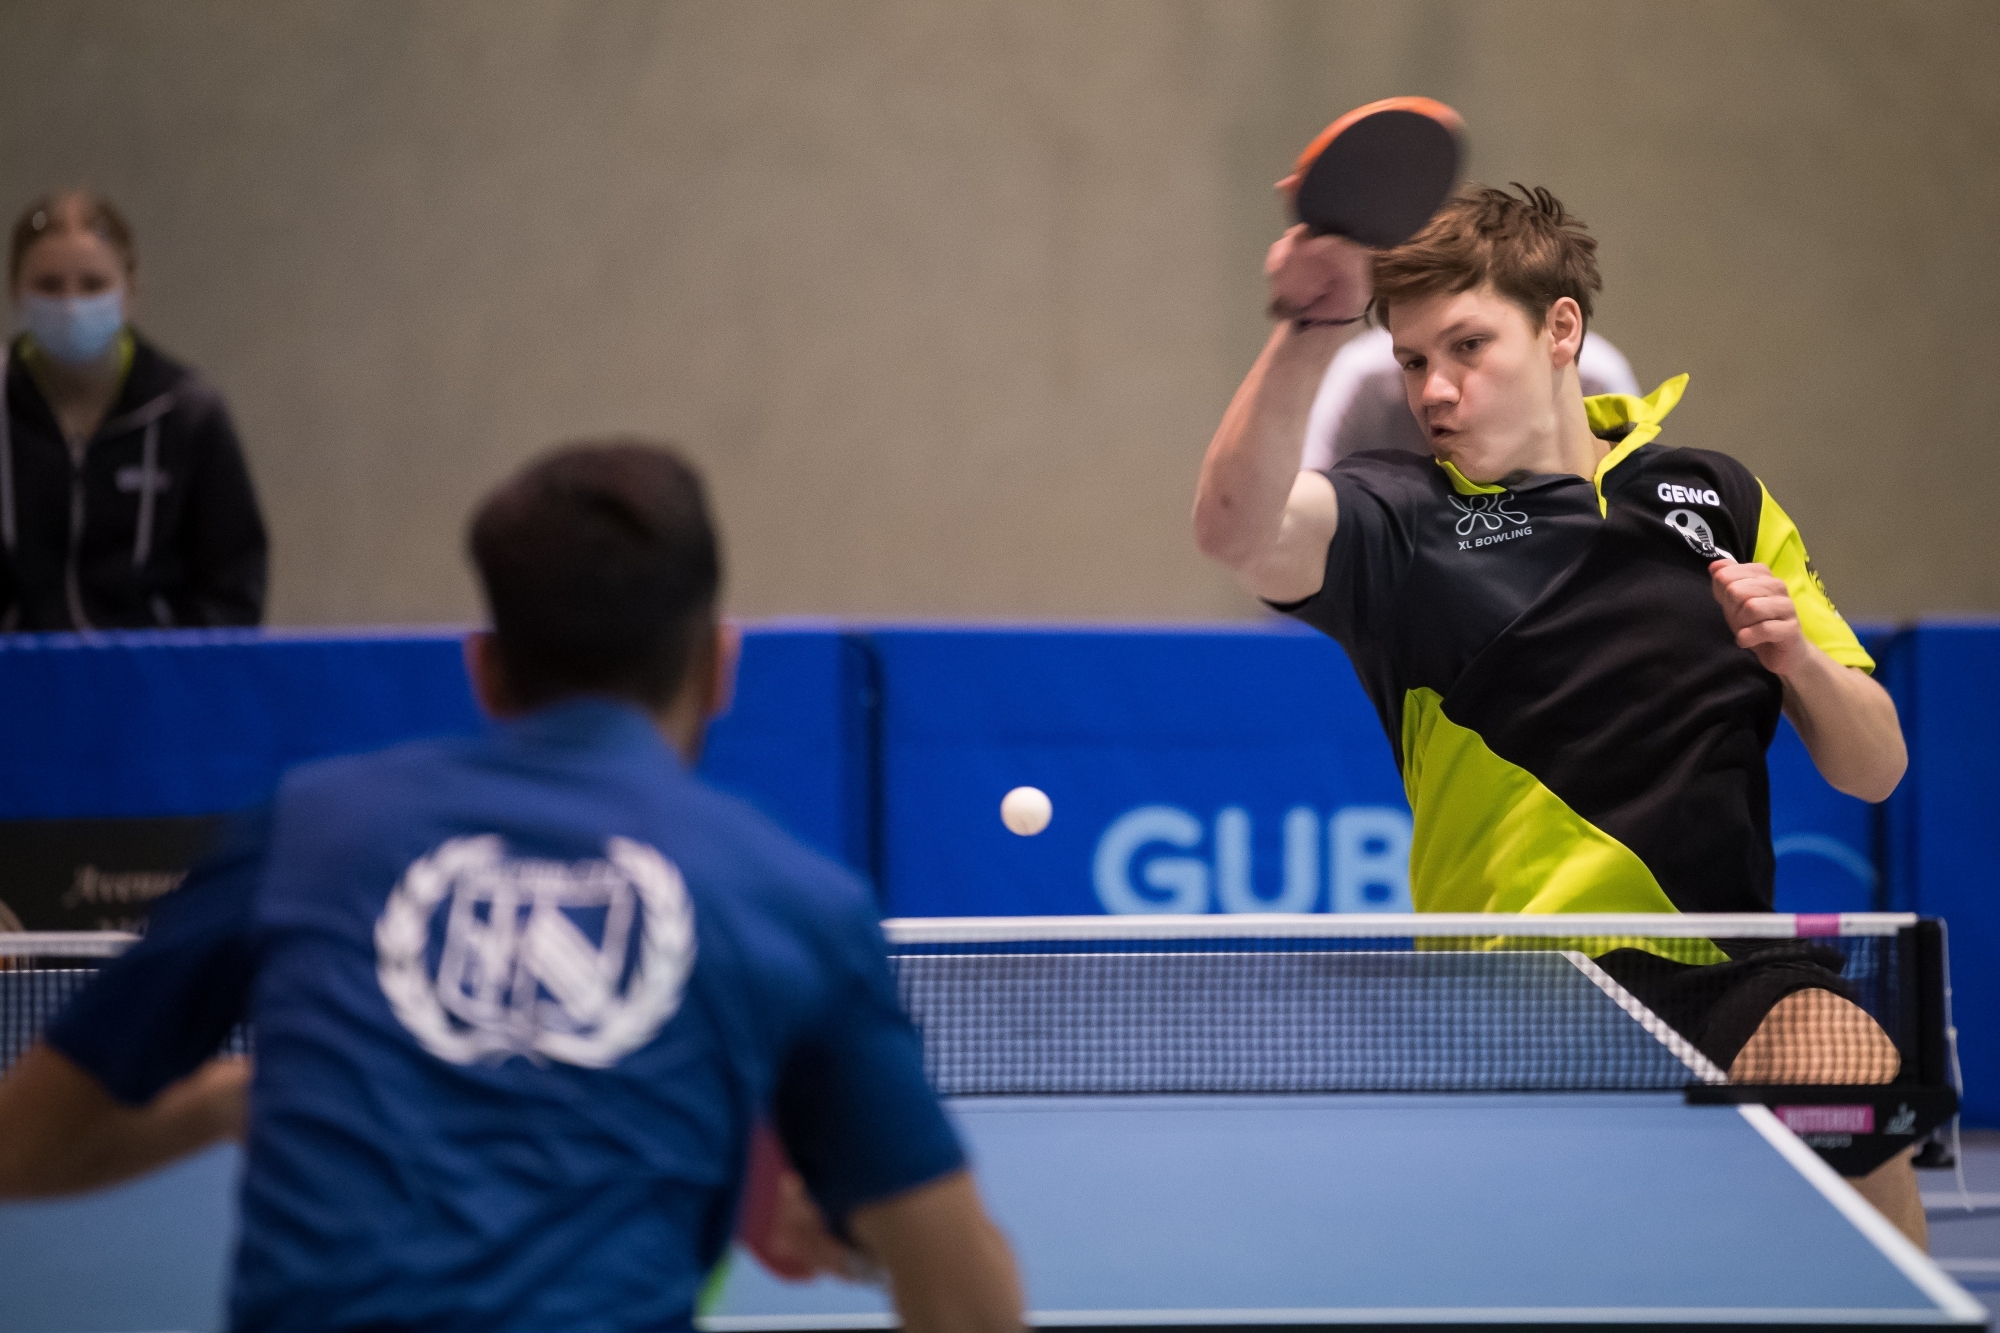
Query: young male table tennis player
0,441,1023,1332
1192,185,1923,1242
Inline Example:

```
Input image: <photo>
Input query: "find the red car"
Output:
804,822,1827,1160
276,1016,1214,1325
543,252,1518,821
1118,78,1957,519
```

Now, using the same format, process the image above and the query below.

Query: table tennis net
0,915,1942,1097
883,915,1940,1096
0,935,248,1074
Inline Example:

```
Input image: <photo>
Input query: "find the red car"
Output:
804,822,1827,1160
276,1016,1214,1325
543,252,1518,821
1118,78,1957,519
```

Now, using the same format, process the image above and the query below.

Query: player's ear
1546,297,1584,370
706,620,742,723
462,631,520,719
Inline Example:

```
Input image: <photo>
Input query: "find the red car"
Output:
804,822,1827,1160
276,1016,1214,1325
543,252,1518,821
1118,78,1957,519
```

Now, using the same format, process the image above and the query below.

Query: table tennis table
0,914,1988,1330
0,1092,1983,1332
709,1092,1985,1330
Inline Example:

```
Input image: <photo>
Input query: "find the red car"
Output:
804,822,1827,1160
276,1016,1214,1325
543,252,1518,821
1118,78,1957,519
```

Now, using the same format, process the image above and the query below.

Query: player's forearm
0,1047,246,1199
852,1171,1026,1333
883,1212,1022,1333
1192,321,1350,569
1779,651,1908,804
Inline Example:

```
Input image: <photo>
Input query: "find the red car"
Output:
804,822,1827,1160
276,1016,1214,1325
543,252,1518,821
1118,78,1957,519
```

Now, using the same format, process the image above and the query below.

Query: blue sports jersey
48,698,964,1333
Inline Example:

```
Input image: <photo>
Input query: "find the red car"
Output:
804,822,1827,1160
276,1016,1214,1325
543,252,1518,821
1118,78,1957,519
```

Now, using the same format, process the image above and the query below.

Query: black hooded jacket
1,332,267,630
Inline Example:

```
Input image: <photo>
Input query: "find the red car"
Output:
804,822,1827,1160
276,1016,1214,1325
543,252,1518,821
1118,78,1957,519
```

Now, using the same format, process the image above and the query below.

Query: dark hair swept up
8,190,138,283
1369,183,1601,331
469,440,722,712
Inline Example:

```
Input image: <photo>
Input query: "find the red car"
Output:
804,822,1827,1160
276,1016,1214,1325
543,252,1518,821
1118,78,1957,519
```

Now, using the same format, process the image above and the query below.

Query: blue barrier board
1883,623,1999,1127
0,629,482,819
866,625,1412,917
0,626,865,872
699,626,873,871
865,624,1897,923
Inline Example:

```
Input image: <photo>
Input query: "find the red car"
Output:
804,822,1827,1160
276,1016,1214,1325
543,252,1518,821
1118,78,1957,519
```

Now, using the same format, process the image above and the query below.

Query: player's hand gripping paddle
736,1123,881,1284
1291,97,1465,248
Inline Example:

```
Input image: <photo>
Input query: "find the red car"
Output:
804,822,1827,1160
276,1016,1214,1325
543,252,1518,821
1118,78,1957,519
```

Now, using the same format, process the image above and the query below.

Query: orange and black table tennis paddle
1291,97,1465,248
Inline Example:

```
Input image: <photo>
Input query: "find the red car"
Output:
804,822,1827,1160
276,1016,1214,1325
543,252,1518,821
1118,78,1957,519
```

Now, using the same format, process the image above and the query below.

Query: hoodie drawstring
0,350,16,555
132,415,159,569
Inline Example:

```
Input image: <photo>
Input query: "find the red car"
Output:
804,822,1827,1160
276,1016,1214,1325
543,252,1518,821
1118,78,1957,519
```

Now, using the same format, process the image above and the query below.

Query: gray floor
1924,1129,2000,1296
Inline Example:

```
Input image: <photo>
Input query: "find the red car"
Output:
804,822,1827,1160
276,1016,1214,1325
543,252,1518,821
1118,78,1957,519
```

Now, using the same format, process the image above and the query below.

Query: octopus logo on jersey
1664,508,1735,563
1448,492,1528,536
375,834,696,1069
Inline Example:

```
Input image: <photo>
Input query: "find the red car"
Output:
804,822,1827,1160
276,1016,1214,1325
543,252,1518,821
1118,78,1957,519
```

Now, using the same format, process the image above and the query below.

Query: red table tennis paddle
736,1122,813,1280
736,1123,880,1284
1291,96,1465,248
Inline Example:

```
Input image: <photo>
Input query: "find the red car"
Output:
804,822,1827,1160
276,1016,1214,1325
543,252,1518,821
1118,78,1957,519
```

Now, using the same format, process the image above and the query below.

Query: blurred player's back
218,702,924,1330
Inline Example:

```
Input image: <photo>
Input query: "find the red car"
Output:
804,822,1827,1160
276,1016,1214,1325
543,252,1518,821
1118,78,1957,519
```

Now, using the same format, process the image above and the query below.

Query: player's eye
1458,337,1486,355
1401,357,1424,373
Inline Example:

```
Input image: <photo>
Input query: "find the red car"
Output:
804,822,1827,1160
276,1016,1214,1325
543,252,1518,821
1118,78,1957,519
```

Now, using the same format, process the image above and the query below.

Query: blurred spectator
1301,324,1640,469
2,191,266,631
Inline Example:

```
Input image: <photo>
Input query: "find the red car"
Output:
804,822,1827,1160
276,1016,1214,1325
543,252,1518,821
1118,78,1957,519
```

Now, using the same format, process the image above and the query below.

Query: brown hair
1370,184,1599,331
8,190,138,284
469,439,722,712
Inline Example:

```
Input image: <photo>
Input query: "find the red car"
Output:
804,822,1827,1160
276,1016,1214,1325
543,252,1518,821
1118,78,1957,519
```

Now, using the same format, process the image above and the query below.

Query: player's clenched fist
1265,224,1372,324
1709,559,1809,677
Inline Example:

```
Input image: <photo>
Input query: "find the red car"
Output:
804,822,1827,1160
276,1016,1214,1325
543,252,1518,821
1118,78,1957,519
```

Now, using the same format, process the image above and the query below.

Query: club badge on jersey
1664,508,1735,562
374,834,697,1069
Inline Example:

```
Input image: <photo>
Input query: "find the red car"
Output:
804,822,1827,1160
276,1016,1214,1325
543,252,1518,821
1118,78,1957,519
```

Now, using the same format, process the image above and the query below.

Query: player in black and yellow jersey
1193,186,1920,1240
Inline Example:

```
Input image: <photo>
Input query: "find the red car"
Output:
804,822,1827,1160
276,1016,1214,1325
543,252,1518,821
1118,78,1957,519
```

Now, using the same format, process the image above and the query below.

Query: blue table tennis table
709,1092,1986,1330
0,915,1988,1330
0,1092,1984,1331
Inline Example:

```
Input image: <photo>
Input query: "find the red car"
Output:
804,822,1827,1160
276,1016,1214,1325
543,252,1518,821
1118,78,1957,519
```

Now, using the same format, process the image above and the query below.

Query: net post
1911,918,1951,1088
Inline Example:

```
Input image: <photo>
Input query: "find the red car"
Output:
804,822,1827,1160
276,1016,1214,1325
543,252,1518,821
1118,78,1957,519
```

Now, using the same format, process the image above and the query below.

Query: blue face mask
20,291,125,365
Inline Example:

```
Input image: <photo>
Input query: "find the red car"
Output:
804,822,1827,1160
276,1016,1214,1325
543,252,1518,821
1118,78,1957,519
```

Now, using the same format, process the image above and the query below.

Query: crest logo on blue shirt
374,835,696,1068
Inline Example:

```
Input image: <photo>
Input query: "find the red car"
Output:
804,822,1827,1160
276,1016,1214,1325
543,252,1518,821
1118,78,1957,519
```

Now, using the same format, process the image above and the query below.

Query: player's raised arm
1193,228,1371,604
851,1169,1025,1333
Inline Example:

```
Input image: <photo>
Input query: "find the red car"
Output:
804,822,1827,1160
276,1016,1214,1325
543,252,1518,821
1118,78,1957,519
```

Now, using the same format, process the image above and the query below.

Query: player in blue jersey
0,441,1024,1333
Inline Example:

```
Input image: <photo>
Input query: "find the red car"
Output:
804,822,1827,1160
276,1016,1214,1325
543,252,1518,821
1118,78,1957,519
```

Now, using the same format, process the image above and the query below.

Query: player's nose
1421,368,1458,407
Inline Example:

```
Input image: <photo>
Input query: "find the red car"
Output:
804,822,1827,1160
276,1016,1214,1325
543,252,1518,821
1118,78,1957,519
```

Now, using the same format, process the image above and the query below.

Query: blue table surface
706,1093,1981,1328
3,1093,1982,1332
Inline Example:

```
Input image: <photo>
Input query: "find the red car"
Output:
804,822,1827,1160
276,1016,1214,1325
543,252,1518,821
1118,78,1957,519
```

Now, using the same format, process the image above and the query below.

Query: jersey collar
499,696,685,769
1431,375,1690,509
1585,374,1689,514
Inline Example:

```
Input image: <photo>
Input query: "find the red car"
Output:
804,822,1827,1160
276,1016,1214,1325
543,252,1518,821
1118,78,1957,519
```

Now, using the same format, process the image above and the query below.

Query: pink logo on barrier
1794,913,1841,938
1777,1104,1873,1135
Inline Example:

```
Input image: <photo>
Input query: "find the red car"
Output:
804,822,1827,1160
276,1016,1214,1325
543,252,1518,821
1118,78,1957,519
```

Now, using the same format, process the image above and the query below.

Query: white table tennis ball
1000,786,1053,836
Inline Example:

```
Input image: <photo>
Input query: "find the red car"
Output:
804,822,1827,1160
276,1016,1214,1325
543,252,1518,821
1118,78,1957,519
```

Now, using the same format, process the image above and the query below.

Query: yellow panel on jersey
1399,687,1726,961
1752,482,1875,674
1401,686,1678,915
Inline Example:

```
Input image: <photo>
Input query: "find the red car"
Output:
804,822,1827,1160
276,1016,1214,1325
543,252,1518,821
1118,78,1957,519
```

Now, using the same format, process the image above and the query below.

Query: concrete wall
1,1,1993,625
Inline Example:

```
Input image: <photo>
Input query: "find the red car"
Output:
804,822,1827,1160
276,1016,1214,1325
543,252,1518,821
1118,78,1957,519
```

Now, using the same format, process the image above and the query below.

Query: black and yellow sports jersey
1284,376,1870,917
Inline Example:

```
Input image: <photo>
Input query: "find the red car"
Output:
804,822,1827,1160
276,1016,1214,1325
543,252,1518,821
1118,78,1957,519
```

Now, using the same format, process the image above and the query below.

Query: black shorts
1593,942,1863,1073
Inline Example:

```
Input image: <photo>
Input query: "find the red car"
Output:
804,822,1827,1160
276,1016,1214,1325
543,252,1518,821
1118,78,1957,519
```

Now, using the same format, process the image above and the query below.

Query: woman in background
2,191,266,631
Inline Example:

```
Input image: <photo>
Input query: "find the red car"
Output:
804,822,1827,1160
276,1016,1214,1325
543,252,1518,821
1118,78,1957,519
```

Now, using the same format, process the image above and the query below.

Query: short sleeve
1271,455,1420,647
45,807,267,1105
770,906,964,1230
1751,481,1874,673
